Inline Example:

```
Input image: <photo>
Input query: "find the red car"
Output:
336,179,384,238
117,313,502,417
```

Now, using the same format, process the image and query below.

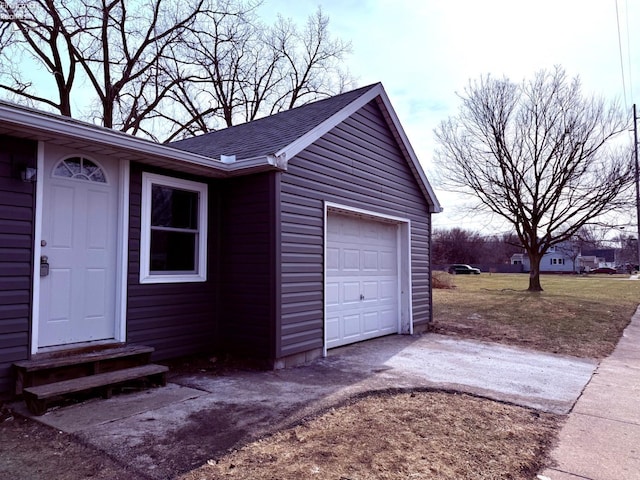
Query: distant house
0,83,442,394
510,241,578,273
579,249,616,270
510,253,529,271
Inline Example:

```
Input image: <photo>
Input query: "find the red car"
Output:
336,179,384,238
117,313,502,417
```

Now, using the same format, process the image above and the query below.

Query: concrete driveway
13,333,596,480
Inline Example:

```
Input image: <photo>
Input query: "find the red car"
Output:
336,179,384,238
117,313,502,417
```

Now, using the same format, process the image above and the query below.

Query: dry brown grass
180,391,559,480
432,271,457,289
432,273,640,358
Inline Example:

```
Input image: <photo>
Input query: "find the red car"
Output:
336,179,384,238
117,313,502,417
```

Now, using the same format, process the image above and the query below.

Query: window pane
65,158,82,175
150,230,196,271
54,162,72,177
82,159,106,183
151,185,198,229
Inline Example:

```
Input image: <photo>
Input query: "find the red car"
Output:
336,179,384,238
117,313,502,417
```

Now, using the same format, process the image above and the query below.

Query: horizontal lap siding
219,173,276,358
279,102,433,357
126,164,218,360
0,136,36,393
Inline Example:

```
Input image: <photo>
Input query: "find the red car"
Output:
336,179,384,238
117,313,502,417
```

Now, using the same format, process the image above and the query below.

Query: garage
325,211,401,349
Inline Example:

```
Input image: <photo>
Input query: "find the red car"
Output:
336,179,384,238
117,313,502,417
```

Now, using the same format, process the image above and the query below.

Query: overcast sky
260,0,640,234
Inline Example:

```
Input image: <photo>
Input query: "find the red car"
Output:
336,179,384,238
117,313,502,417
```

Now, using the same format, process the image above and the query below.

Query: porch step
23,364,169,416
13,345,155,395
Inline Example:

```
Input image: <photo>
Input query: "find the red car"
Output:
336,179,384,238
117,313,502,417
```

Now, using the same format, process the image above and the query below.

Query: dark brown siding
279,101,433,357
126,163,218,360
0,136,36,393
219,173,278,359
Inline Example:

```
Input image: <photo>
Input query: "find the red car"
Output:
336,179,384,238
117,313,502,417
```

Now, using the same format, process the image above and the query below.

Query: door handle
360,294,364,301
40,255,49,277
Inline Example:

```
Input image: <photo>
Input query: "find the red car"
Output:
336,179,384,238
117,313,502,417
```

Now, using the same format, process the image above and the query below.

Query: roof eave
0,101,282,177
273,84,443,214
373,93,443,214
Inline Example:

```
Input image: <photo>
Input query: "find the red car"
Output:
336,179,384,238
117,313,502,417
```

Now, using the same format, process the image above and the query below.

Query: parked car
590,267,617,275
448,264,481,275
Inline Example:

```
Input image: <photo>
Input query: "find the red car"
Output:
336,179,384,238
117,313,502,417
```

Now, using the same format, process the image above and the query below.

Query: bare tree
0,1,80,115
481,232,523,264
0,1,351,141
435,67,635,291
161,6,353,141
432,228,485,265
0,0,225,133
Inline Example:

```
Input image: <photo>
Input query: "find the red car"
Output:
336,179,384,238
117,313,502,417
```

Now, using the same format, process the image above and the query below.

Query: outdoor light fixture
20,167,37,183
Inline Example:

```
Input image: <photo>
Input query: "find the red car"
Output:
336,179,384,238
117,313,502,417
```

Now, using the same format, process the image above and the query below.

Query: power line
626,0,634,104
615,0,629,107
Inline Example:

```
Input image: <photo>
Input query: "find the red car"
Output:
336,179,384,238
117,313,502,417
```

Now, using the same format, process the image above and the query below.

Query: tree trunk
528,253,544,292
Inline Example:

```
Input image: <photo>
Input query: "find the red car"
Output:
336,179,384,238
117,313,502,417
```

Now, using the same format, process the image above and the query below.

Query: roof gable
172,83,442,212
170,84,376,161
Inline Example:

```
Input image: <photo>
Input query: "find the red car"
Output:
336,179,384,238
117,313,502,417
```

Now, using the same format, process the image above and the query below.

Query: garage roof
172,83,442,213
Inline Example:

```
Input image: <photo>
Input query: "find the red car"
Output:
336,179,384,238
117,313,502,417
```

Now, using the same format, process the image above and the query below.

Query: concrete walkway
12,333,596,479
540,307,640,480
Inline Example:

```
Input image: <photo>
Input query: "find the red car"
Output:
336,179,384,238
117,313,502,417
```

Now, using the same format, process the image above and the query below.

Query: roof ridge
169,84,381,159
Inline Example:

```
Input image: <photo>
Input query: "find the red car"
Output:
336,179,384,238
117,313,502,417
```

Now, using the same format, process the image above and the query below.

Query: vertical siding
126,163,218,360
279,101,433,358
0,135,36,393
219,173,277,359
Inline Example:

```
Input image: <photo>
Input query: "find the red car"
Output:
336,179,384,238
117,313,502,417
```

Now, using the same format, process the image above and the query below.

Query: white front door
39,154,119,347
325,212,400,348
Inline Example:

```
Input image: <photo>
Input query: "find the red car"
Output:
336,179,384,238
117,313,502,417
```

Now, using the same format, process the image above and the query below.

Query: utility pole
634,104,640,269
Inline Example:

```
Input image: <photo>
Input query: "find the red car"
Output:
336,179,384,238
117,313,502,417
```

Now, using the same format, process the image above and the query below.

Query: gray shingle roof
169,83,380,160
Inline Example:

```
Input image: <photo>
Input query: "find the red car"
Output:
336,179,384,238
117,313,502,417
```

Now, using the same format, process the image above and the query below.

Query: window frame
52,156,109,184
140,172,208,284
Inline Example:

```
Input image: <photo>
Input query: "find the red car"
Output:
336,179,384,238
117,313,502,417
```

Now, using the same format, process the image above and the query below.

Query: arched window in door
53,156,107,183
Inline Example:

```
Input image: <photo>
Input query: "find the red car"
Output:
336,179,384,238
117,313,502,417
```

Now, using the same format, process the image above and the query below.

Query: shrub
433,271,456,289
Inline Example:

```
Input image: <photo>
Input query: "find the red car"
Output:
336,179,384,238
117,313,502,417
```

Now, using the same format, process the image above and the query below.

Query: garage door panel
326,247,339,271
362,281,378,300
379,280,396,300
343,249,360,270
380,251,397,272
326,282,339,306
363,311,379,333
343,314,361,337
362,250,379,270
326,212,400,349
380,309,397,330
325,316,340,343
343,282,362,303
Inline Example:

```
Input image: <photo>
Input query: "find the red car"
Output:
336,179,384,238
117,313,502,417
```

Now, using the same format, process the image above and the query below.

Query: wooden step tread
23,364,168,400
14,345,155,372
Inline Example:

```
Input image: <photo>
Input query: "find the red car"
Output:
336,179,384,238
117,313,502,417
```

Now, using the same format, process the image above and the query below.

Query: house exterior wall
278,101,433,359
0,135,36,394
511,242,579,273
218,172,278,359
126,163,218,360
544,254,576,272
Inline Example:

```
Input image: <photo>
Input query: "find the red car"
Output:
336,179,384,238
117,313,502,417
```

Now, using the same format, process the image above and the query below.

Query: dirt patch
0,407,144,480
1,388,561,480
179,391,560,480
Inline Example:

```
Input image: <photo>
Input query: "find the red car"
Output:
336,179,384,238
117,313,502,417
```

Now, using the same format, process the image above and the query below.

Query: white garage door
325,212,399,348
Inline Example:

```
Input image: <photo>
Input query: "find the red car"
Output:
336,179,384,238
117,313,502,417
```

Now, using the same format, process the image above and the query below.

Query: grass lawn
432,272,640,358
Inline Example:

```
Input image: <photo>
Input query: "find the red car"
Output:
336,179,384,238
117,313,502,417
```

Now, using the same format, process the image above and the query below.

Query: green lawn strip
432,273,640,358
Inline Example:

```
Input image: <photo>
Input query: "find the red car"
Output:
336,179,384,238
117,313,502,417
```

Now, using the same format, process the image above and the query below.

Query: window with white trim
140,173,208,283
